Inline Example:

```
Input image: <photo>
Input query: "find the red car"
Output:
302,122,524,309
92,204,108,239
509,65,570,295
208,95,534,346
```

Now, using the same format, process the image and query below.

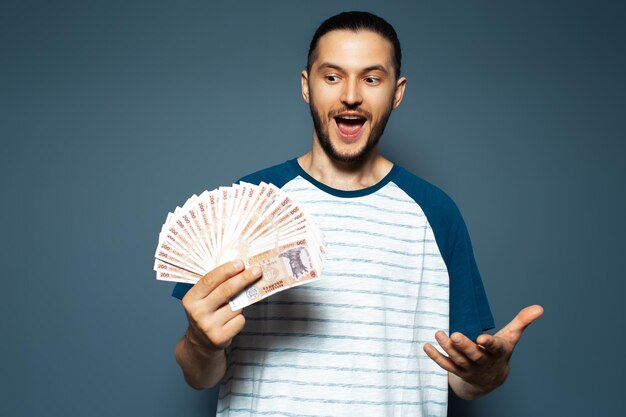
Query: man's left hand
423,304,544,399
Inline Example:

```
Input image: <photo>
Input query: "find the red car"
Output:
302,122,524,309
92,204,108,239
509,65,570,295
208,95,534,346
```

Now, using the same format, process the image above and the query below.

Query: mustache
328,107,372,120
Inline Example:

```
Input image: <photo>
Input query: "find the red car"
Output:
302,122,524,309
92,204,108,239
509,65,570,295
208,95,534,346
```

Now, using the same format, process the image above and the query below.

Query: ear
392,76,407,109
301,69,310,104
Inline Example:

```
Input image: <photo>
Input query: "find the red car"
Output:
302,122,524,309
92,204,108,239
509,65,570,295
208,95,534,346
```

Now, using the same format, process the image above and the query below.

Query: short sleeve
172,283,192,300
392,167,495,341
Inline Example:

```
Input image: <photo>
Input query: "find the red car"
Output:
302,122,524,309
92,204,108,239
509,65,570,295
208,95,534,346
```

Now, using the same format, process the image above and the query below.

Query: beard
309,96,393,164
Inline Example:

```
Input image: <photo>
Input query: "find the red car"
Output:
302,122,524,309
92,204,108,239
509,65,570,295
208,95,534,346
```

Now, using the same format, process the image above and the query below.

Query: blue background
2,1,625,416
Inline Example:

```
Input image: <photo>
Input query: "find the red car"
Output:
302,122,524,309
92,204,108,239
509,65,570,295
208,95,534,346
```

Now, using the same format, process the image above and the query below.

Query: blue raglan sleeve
442,201,495,339
393,167,495,341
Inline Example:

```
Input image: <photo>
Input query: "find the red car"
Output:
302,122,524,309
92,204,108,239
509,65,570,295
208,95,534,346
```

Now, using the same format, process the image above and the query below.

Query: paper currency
154,182,326,309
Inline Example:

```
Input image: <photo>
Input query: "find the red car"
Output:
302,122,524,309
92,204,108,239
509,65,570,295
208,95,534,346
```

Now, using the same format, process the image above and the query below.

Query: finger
496,304,544,346
476,334,506,355
219,314,247,346
206,313,247,349
434,331,472,369
423,343,462,375
212,303,244,327
185,260,245,301
449,332,487,363
206,266,263,311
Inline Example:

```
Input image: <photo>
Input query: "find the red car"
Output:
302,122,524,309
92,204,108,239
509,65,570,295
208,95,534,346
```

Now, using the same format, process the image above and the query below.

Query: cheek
366,94,394,118
310,99,332,122
311,84,340,105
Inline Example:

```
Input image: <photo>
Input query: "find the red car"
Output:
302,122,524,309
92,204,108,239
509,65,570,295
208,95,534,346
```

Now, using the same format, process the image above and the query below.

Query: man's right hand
175,260,262,389
182,260,263,351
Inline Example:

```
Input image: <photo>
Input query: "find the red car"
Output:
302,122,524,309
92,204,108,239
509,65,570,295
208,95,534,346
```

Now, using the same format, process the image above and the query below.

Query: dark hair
307,11,402,79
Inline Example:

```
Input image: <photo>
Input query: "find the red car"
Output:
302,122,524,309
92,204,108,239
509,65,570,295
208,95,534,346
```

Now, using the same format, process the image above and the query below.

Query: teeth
338,116,363,120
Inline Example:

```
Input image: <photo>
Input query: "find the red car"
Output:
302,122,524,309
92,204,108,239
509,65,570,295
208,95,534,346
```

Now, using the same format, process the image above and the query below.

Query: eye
364,76,381,85
325,74,340,83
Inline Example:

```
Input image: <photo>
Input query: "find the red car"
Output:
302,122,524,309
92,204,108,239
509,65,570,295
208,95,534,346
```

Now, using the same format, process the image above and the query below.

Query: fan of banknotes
154,182,326,310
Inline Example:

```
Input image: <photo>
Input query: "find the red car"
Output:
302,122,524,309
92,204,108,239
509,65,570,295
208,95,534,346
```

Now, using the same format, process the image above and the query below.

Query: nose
340,77,363,107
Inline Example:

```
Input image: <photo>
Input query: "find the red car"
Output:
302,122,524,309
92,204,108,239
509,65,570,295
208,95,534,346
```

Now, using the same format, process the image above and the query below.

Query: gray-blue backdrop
2,1,625,416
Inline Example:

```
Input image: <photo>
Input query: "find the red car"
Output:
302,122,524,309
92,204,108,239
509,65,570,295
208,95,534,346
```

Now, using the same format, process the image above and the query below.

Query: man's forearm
174,329,227,390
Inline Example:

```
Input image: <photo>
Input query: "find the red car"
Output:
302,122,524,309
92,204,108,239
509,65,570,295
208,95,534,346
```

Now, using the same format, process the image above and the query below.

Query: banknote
229,237,321,310
155,183,326,309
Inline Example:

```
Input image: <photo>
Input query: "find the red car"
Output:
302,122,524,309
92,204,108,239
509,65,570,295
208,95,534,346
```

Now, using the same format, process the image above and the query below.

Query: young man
172,11,543,417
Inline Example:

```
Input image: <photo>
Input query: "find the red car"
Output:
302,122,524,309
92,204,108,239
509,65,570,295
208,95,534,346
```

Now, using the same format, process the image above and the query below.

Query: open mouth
334,115,367,138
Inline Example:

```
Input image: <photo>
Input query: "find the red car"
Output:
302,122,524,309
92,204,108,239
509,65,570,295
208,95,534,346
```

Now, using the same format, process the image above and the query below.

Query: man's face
302,30,406,164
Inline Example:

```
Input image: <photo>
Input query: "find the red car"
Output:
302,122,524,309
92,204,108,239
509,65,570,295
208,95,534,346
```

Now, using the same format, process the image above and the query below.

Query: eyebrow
317,62,389,75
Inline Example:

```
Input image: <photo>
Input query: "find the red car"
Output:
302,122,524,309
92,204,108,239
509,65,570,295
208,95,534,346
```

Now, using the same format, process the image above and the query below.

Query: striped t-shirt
173,158,494,417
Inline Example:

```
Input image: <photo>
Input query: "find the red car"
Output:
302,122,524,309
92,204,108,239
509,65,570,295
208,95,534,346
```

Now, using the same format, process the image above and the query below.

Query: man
172,11,543,417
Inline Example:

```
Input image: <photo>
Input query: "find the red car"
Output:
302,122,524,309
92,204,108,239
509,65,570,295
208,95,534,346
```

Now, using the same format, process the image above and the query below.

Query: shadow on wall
202,388,219,416
449,392,479,417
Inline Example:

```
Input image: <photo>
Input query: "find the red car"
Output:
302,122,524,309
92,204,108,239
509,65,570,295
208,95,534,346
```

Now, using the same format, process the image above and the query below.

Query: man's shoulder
237,159,299,188
391,165,461,217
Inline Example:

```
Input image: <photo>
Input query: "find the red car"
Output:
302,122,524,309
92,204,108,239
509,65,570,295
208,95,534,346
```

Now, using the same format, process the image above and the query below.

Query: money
154,182,327,309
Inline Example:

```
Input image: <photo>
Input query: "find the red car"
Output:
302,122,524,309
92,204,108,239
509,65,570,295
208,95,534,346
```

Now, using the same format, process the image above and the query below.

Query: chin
311,109,381,164
326,141,376,164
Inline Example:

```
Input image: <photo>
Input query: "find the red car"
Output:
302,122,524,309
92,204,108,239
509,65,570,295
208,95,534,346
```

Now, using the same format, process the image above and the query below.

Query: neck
297,138,393,191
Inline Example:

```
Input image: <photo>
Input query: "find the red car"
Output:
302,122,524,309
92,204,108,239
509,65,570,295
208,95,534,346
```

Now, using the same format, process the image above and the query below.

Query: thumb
496,304,544,346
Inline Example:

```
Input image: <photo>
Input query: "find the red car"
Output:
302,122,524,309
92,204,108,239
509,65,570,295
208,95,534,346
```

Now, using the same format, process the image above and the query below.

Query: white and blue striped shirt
173,159,494,417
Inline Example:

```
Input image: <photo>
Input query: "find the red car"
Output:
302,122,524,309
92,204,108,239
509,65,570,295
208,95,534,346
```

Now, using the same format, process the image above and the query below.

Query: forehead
312,29,394,71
